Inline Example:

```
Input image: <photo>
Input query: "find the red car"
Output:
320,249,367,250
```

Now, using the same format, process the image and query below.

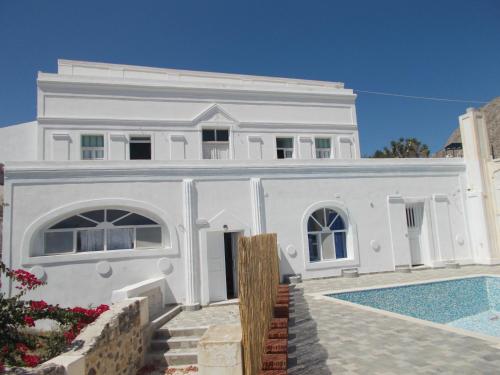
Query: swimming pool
328,276,500,338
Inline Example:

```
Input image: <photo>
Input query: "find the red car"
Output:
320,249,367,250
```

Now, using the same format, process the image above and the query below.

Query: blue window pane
334,232,347,258
326,209,338,228
50,215,97,229
308,216,322,232
315,138,330,149
276,137,293,148
330,215,346,230
308,234,320,262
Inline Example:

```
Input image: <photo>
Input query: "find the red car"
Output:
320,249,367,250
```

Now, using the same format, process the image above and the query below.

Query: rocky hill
435,97,500,157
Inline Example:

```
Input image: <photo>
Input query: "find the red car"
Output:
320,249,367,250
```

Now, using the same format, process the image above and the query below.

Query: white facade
0,60,488,309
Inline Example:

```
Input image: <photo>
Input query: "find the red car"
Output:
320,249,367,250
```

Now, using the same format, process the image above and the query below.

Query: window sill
304,257,358,271
22,247,175,266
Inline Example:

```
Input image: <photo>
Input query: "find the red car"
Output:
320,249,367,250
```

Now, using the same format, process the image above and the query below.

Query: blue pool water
328,276,500,338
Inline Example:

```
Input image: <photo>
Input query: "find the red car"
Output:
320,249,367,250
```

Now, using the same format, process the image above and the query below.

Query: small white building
0,60,492,309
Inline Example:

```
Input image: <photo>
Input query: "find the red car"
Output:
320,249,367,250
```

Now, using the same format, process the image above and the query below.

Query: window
202,129,229,159
307,208,347,262
315,138,331,159
81,135,104,160
43,209,162,254
276,137,294,159
130,136,152,160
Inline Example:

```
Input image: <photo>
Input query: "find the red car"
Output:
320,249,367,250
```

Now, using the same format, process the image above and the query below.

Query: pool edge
308,273,500,348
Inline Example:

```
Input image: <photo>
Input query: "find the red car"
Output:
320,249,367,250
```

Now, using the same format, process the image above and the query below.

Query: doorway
224,232,238,299
206,231,240,302
405,202,424,266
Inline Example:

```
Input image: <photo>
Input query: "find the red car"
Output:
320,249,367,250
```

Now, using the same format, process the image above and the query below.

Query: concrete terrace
142,266,500,374
288,265,500,375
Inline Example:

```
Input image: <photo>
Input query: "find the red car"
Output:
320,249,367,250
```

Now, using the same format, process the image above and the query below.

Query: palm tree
372,137,430,158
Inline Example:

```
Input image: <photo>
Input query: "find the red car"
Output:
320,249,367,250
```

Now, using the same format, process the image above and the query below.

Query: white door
406,203,424,265
207,231,227,302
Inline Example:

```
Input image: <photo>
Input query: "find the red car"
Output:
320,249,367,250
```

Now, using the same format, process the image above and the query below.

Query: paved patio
288,265,500,375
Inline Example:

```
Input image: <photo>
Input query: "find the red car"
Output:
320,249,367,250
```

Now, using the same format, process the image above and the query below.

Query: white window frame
81,134,105,160
43,209,163,255
202,128,230,160
314,137,333,159
307,208,348,262
275,136,295,159
129,135,152,160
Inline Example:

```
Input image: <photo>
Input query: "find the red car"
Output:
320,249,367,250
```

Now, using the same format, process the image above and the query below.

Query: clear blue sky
1,0,499,155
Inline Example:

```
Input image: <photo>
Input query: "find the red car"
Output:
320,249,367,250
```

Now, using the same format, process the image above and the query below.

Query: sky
0,0,499,155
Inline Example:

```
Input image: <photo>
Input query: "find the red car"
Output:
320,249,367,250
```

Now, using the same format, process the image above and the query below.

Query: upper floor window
81,135,104,160
202,129,229,159
315,138,331,159
130,136,152,160
276,137,294,159
43,209,162,255
307,208,347,262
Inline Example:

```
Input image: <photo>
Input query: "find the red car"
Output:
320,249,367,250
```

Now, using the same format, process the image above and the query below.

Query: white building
0,60,492,310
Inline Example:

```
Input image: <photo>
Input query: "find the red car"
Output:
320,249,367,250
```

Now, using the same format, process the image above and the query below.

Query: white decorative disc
286,245,297,258
29,266,46,281
96,261,111,276
370,240,381,251
456,234,465,246
157,258,173,274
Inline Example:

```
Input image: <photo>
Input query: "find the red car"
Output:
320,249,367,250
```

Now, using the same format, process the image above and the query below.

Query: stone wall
78,299,146,375
9,297,151,375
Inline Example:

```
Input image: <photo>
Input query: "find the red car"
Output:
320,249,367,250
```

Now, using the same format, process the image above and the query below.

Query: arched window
44,209,162,254
307,208,347,262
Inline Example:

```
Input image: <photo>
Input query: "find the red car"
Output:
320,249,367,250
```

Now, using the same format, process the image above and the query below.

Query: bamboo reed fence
238,233,280,375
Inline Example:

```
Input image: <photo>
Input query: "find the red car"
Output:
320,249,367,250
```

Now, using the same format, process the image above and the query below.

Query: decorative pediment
208,209,250,233
192,104,238,125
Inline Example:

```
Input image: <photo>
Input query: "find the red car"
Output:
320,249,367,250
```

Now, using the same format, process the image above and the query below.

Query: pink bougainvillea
0,261,109,369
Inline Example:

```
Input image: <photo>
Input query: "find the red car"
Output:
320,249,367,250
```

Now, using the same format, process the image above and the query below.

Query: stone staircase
147,325,208,366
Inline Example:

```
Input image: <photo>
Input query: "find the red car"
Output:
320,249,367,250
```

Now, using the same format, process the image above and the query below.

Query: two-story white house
0,60,485,310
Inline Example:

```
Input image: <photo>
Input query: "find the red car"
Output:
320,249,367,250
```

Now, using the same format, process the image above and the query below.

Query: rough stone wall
78,300,145,375
435,97,500,157
6,363,65,375
5,298,149,375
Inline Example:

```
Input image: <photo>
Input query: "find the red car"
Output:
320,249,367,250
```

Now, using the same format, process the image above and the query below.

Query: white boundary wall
1,158,473,307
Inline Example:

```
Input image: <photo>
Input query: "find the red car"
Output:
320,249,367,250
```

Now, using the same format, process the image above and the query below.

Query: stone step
395,265,411,273
164,348,198,366
147,347,198,366
155,326,208,339
445,261,460,269
342,268,359,278
150,336,202,351
151,304,182,330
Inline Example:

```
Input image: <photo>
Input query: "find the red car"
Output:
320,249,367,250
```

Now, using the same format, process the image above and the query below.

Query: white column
183,179,200,310
460,108,498,263
250,177,266,235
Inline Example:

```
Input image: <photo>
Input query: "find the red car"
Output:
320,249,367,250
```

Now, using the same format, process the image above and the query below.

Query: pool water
328,276,500,338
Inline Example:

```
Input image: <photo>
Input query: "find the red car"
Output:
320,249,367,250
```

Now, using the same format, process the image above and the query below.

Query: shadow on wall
288,285,331,375
279,245,297,284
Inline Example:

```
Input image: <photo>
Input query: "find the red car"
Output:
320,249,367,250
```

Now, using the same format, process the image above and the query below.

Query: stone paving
162,304,240,329
288,265,500,375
